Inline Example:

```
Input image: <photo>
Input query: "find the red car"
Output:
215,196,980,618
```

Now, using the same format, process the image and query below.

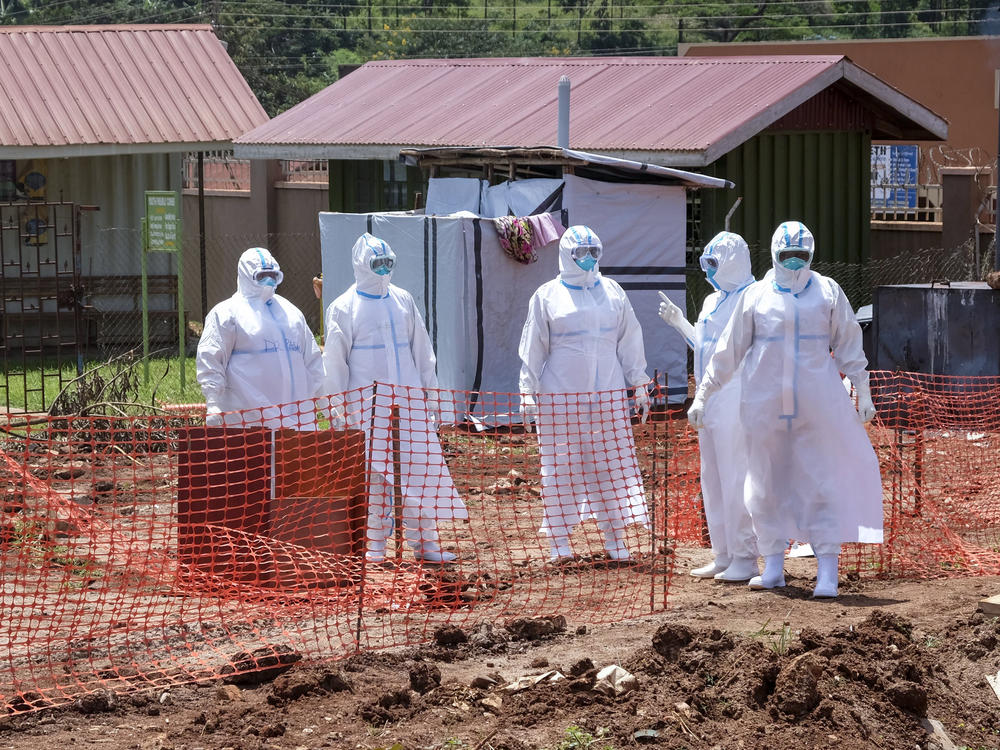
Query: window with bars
182,151,250,191
382,160,409,210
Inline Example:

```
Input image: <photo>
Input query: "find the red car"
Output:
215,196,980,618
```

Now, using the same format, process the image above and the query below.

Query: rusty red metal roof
235,55,946,166
0,24,268,157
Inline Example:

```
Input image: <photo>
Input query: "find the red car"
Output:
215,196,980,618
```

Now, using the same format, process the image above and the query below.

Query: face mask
370,256,395,276
777,247,810,271
781,256,808,271
700,255,718,279
575,255,598,272
254,268,281,287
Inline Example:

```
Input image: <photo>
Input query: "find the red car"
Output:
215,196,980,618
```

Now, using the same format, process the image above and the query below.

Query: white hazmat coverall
197,247,324,429
518,226,650,562
322,233,468,564
659,232,758,582
690,221,882,598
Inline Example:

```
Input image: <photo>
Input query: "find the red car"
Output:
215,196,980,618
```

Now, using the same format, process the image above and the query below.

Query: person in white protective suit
658,231,759,582
322,233,468,564
197,247,324,429
688,221,883,598
518,225,651,562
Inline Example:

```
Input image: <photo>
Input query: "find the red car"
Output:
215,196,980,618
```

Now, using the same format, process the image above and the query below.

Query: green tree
213,0,357,115
582,0,654,52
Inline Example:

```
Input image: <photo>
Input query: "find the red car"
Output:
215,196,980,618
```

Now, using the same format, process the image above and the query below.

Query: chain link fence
7,218,996,414
686,236,997,321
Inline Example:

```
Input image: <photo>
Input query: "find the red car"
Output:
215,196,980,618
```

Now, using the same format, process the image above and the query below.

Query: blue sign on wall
871,144,918,212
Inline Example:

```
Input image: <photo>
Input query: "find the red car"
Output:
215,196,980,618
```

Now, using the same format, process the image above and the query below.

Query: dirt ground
2,558,999,750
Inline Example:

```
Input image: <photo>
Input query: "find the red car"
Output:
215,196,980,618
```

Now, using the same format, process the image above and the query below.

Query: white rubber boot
812,554,840,598
714,556,759,582
548,535,574,561
365,514,392,562
690,556,731,579
748,553,785,590
405,520,457,564
365,538,387,563
602,526,632,561
365,480,392,562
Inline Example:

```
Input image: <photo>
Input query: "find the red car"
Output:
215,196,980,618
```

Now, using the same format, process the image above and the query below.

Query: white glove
854,379,876,423
425,391,442,425
633,386,650,424
329,402,347,431
205,404,223,427
687,394,706,429
657,291,696,347
657,291,683,327
520,393,538,432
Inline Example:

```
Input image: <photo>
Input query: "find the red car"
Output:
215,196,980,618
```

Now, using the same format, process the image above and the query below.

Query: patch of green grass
552,725,615,750
5,519,102,585
3,354,203,413
7,517,47,557
749,618,794,656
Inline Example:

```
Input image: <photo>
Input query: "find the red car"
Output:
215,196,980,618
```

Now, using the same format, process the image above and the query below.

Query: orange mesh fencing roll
1,372,998,713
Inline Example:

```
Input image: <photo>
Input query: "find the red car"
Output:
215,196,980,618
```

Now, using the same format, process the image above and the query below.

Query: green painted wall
327,159,424,213
700,130,872,273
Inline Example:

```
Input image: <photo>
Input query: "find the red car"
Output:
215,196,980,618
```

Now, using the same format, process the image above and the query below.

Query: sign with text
145,190,180,252
871,144,918,213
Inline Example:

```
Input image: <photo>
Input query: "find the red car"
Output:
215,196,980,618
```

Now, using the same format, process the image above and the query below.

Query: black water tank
872,282,1000,375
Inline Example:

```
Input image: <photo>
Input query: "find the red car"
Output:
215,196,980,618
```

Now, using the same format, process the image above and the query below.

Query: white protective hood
236,247,284,302
701,231,753,293
557,225,602,288
352,232,396,297
770,221,815,295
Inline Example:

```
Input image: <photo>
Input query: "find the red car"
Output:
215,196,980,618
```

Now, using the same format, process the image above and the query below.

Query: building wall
45,153,184,279
680,36,1000,167
700,130,872,268
870,222,943,259
181,176,332,331
181,158,991,328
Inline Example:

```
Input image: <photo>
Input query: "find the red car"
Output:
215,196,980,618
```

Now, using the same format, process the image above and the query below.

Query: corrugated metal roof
234,55,946,166
0,24,268,157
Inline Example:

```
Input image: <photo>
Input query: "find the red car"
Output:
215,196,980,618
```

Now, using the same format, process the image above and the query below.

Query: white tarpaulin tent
320,172,708,419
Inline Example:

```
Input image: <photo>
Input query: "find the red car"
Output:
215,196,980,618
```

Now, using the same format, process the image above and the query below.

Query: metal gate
0,201,86,414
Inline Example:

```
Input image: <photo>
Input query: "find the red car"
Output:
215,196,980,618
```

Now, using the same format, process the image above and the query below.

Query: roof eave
0,141,237,159
233,142,717,171
233,143,407,160
703,63,844,166
842,63,948,141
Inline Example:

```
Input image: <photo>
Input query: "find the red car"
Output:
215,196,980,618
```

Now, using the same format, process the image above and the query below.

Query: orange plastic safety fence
0,385,673,713
2,372,998,713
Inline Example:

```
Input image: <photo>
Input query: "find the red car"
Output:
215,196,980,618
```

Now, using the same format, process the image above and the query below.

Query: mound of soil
1,577,999,749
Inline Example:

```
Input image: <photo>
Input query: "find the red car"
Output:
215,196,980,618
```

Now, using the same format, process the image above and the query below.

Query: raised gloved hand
520,393,538,432
633,386,650,424
657,291,683,327
205,403,223,427
657,291,696,347
854,379,876,423
687,393,706,429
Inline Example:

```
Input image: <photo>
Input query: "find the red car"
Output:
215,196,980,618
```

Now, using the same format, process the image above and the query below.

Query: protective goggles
570,244,602,262
369,256,395,274
253,269,281,283
776,248,812,264
699,256,719,273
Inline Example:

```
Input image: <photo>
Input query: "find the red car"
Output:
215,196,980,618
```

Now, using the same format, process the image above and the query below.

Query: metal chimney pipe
557,76,570,148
